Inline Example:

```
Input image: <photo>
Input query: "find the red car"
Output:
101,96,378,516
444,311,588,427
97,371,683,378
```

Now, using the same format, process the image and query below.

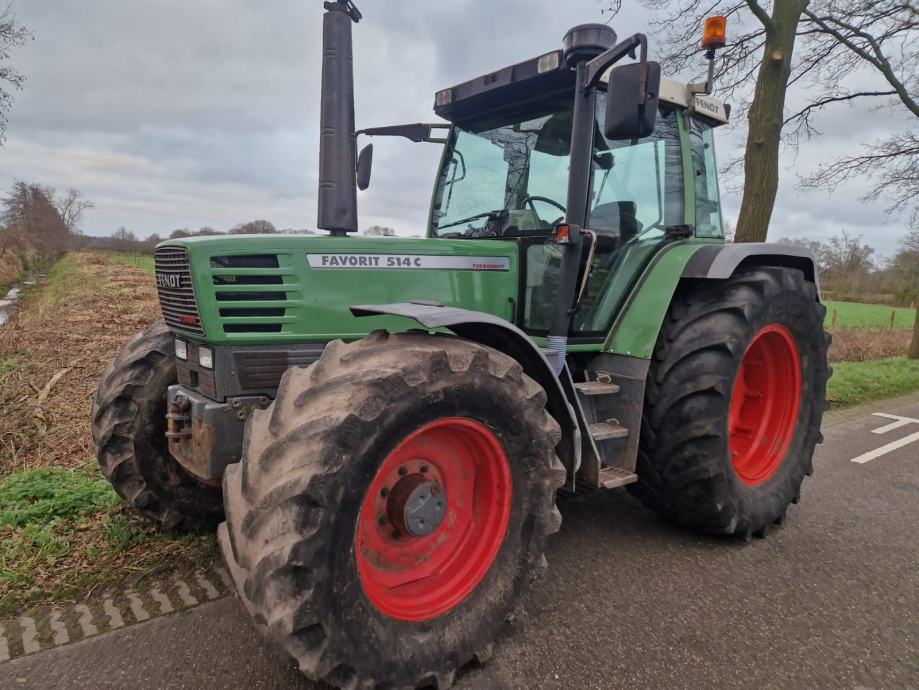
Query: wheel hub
385,473,447,537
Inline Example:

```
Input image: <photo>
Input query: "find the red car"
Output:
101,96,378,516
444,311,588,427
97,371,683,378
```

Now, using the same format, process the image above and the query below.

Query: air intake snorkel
317,0,362,236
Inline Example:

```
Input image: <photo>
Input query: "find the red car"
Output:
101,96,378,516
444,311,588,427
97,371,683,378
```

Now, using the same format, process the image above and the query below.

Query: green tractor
92,3,829,688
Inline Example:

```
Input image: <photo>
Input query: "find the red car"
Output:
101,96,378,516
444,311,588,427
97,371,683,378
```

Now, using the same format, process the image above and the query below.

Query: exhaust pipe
317,1,362,236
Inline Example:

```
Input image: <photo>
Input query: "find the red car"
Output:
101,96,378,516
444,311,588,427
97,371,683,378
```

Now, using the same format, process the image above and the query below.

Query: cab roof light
702,16,727,50
537,51,561,74
434,89,454,107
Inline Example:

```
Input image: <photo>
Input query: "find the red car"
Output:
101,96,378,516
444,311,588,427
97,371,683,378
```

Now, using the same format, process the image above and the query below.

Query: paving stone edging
0,568,233,664
823,390,919,428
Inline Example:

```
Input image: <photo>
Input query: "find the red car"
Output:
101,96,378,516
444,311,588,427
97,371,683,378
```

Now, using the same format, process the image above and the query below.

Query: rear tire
92,320,224,531
219,331,565,689
631,268,830,537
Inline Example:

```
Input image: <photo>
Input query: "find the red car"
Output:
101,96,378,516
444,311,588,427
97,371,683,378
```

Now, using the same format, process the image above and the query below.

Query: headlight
198,346,214,370
175,339,188,361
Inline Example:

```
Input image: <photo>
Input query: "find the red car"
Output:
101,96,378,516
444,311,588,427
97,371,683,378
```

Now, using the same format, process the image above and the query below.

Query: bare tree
0,6,31,145
610,0,919,239
797,1,919,229
111,227,138,242
229,220,277,235
2,180,69,254
620,0,810,242
365,225,395,237
56,188,94,235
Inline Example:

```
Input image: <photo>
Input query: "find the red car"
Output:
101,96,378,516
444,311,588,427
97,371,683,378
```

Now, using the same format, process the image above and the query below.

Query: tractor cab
412,46,729,338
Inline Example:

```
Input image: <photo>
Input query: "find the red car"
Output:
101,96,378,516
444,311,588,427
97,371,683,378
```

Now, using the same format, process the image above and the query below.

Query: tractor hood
154,235,520,345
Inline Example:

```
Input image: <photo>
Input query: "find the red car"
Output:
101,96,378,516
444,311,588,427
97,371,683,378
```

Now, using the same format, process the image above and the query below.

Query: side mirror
356,143,374,191
604,62,661,140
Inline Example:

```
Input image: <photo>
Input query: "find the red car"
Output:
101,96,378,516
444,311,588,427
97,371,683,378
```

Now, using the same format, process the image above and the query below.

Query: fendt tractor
92,3,830,688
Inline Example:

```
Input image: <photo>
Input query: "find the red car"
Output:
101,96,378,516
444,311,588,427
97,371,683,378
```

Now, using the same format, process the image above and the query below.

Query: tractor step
598,465,639,489
588,421,629,441
574,381,621,396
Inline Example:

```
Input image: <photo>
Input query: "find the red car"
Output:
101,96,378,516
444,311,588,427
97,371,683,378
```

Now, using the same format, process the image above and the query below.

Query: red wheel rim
729,324,802,485
356,418,512,621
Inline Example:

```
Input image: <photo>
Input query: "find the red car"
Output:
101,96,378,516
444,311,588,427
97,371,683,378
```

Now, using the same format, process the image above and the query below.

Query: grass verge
0,465,218,616
0,252,217,616
827,357,919,408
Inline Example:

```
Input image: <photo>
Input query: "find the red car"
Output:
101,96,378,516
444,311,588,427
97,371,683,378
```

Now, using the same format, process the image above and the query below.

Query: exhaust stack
317,1,362,236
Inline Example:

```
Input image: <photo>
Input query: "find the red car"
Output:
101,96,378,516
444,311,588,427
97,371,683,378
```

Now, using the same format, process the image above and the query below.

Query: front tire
631,268,830,537
219,332,565,689
92,320,224,531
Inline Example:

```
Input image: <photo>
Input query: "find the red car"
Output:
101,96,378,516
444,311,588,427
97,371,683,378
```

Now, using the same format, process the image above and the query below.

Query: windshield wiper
437,209,508,232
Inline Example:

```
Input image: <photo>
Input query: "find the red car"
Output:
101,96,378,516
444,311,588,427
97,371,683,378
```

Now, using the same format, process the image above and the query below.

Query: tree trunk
735,0,809,244
910,310,919,360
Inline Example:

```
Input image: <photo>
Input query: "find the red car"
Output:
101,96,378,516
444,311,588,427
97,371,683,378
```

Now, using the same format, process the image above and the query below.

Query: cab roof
433,49,728,127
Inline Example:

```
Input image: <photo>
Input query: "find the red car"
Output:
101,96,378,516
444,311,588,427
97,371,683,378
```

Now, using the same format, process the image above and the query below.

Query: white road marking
74,604,98,637
150,588,174,615
19,616,39,654
870,412,919,435
127,593,150,622
102,598,124,629
195,572,220,600
49,609,69,646
851,431,919,464
0,623,9,662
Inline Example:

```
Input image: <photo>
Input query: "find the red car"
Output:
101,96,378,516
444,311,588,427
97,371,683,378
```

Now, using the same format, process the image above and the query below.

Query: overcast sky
0,0,913,256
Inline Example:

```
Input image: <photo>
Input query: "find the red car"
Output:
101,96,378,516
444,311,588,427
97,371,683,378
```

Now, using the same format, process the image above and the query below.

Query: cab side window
690,119,724,238
589,97,683,242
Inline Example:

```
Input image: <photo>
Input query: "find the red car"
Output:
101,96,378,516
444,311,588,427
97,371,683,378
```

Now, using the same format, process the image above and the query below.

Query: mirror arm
583,33,649,91
355,123,450,144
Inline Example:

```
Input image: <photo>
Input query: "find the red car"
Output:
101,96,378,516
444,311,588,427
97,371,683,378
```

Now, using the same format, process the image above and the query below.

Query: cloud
0,0,911,255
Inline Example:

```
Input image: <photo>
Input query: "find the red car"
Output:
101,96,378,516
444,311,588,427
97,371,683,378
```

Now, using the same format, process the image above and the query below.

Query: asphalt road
4,396,918,689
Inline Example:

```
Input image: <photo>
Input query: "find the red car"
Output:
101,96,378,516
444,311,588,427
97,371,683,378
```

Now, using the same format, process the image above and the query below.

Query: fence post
831,310,837,331
889,310,896,332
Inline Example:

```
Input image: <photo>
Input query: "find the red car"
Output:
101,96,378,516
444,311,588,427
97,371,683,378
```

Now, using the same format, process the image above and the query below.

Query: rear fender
681,242,821,293
606,241,821,359
351,302,581,478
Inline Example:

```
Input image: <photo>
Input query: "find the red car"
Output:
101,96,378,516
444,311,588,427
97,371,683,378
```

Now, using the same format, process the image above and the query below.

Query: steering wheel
521,195,566,215
521,195,567,228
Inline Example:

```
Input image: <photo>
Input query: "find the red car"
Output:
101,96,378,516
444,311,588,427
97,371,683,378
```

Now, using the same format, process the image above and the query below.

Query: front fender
351,302,581,477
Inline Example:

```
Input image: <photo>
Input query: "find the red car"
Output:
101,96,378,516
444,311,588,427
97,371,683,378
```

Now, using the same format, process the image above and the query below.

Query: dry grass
0,252,160,474
828,328,913,363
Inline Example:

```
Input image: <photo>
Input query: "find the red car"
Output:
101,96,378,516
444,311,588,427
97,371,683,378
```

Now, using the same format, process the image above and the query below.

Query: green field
824,300,916,330
111,254,154,272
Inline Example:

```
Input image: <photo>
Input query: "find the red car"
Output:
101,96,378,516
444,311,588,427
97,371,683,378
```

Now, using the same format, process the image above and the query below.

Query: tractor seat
588,201,641,244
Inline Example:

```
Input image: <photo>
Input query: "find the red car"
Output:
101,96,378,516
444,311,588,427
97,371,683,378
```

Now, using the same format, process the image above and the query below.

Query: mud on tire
630,268,830,538
92,320,224,531
219,331,565,689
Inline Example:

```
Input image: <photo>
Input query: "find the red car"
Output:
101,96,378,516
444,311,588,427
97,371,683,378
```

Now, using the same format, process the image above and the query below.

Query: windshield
430,97,682,240
431,99,573,238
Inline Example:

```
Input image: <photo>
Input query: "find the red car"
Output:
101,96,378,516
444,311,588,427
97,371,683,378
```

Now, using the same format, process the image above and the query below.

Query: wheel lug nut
380,487,389,498
378,515,388,526
420,464,429,473
398,467,408,476
391,530,401,540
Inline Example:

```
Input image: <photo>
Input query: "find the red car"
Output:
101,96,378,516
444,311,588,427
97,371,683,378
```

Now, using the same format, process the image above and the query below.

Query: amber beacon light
702,16,727,50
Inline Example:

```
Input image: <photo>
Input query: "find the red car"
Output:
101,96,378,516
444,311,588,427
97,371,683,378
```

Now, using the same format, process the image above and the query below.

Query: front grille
234,347,325,390
209,254,294,335
155,247,204,335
